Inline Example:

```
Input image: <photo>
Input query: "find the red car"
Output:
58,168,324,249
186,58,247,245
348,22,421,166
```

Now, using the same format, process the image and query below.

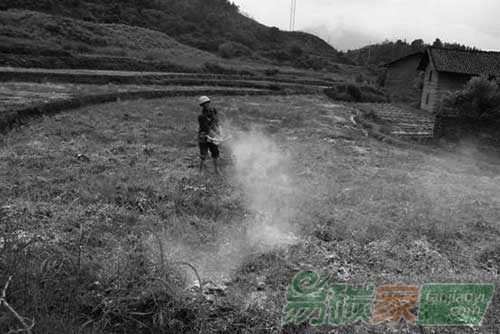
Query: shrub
218,41,252,58
355,74,365,83
0,203,198,333
266,50,292,62
202,62,253,76
190,37,223,52
324,83,388,102
265,26,282,42
441,75,500,119
203,61,234,74
295,55,326,70
264,68,279,76
61,41,92,53
289,44,303,57
376,70,387,87
346,84,363,101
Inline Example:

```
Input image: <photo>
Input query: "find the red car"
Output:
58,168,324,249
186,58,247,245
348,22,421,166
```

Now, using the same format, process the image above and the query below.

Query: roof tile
429,48,500,76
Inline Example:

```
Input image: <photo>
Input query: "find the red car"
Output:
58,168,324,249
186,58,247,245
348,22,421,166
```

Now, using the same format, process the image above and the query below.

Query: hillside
0,0,349,70
0,10,222,71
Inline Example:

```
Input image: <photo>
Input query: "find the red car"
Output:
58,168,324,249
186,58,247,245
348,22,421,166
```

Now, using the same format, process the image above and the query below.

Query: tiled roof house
417,47,500,112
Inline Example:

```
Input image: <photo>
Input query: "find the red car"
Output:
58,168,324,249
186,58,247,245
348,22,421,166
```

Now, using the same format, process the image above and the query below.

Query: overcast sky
232,0,500,51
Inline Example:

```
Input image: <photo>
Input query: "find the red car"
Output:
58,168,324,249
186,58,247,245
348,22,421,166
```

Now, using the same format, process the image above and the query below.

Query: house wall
384,55,422,103
420,64,471,112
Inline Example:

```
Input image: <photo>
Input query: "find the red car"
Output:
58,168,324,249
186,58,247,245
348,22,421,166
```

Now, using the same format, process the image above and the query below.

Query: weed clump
0,203,212,333
324,83,388,102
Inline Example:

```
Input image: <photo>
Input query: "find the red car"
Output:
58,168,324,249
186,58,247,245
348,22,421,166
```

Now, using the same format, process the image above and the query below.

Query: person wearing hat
197,96,221,174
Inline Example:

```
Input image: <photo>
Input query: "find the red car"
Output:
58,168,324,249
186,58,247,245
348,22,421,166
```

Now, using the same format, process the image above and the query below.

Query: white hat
198,96,211,105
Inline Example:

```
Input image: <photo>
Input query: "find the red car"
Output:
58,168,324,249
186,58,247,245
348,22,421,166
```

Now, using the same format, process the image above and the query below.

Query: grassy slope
0,10,220,70
0,9,362,74
0,95,499,333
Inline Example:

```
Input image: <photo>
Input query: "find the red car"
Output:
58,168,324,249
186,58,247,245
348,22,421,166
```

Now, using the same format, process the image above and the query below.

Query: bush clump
324,83,388,102
0,204,209,333
202,62,254,76
264,68,280,76
441,75,500,120
218,41,253,58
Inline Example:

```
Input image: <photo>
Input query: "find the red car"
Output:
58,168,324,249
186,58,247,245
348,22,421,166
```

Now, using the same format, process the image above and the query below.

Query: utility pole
289,0,297,31
293,0,297,30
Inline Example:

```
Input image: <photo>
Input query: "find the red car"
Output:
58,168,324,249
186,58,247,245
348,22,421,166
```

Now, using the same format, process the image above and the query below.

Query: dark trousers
199,142,219,160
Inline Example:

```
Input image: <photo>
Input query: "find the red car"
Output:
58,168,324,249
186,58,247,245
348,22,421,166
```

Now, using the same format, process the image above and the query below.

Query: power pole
289,0,297,31
293,0,297,30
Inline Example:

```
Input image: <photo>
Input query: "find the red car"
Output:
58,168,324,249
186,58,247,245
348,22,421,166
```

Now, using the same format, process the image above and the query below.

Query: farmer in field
197,96,222,174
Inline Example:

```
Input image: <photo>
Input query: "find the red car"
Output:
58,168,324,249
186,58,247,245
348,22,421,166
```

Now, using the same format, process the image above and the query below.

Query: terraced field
357,103,436,140
0,82,273,111
0,67,339,86
0,67,337,131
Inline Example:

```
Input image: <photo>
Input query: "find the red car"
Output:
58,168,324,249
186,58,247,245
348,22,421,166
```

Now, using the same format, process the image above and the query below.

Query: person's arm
209,108,222,135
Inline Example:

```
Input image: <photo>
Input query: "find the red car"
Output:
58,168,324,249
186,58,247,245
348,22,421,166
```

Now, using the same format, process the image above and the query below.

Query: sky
232,0,500,51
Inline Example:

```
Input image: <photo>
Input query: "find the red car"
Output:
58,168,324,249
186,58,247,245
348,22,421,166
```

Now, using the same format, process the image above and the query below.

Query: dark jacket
198,107,218,143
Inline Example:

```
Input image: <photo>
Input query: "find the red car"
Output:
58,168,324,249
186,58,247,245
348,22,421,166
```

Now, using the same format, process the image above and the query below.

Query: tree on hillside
410,39,424,51
432,38,443,48
442,42,479,51
345,37,480,65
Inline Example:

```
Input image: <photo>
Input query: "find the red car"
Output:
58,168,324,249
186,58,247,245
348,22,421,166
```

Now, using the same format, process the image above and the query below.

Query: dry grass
0,95,499,333
0,9,218,70
0,81,275,110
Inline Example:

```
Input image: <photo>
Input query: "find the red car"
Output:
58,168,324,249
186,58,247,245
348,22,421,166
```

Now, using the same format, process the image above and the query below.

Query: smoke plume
149,124,301,284
228,125,299,251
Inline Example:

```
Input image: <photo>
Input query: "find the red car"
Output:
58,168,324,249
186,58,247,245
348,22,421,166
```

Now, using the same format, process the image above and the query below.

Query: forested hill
346,38,479,65
0,0,349,68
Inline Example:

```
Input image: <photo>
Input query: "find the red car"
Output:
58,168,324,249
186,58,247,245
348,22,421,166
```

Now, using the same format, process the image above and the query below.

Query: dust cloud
228,125,300,249
149,124,301,284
